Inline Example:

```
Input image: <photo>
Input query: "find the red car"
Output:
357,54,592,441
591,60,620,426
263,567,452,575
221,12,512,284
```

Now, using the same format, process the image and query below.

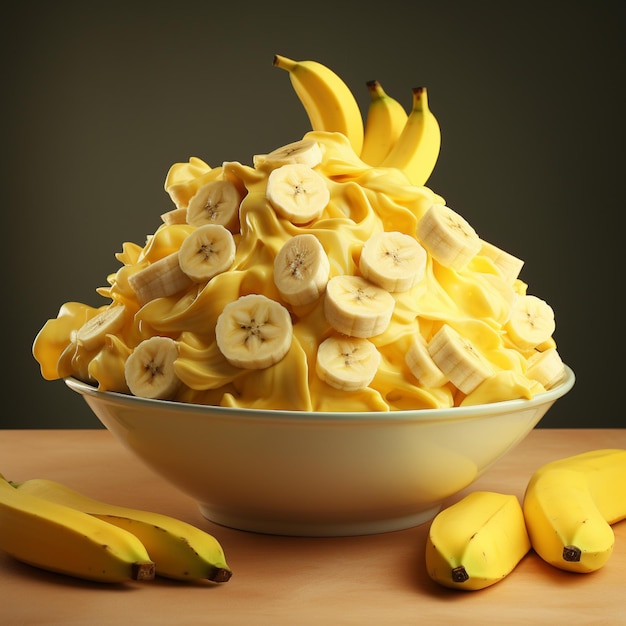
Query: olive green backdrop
2,1,623,428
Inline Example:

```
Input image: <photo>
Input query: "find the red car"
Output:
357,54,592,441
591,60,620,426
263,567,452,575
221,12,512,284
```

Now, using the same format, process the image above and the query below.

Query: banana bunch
0,473,231,584
32,55,567,412
274,55,441,185
425,448,626,590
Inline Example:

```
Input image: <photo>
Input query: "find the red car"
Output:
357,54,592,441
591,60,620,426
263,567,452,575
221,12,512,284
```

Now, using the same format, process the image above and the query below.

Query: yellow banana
14,477,232,582
360,80,408,166
381,86,441,186
522,448,626,573
273,54,364,155
0,473,155,583
425,491,530,591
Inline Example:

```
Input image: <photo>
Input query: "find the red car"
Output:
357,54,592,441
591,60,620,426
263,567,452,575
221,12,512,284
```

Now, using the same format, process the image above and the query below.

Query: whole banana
381,86,441,186
522,448,626,573
425,491,531,591
0,473,155,583
15,477,232,582
273,54,364,155
360,80,408,166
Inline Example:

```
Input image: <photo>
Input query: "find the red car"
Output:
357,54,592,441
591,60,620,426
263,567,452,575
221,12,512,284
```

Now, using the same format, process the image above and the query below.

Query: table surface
1,428,624,626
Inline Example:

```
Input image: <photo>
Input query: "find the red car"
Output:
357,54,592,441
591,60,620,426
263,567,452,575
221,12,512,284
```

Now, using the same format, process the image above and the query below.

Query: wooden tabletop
1,428,624,626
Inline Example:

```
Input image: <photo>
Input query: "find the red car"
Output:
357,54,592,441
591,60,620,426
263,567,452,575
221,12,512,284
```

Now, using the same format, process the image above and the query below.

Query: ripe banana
124,336,181,399
266,162,330,224
324,275,395,338
14,478,232,582
215,293,293,369
359,230,426,292
274,54,364,155
360,80,408,166
416,203,482,271
425,491,531,591
381,86,441,186
273,233,330,306
316,335,381,391
523,448,626,573
0,473,155,583
178,223,236,282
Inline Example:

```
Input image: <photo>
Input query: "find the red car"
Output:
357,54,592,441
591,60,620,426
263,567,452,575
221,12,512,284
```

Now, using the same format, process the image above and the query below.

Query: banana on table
425,448,626,590
32,54,567,412
0,473,231,584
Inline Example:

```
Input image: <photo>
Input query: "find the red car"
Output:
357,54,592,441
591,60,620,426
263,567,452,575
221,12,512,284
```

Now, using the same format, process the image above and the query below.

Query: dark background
2,1,623,428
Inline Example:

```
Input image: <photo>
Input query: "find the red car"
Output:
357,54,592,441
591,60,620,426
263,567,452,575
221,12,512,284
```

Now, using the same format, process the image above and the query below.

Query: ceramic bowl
65,366,574,536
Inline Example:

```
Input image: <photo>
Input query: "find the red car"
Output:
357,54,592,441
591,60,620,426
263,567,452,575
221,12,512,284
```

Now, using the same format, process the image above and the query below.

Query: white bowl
66,366,574,537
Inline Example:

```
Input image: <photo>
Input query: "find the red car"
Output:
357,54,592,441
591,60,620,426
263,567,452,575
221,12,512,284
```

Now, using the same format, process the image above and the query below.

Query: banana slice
124,336,181,400
505,294,556,350
428,324,493,394
526,348,565,389
215,294,293,369
160,207,188,225
479,239,525,284
316,336,381,391
405,332,448,388
416,204,482,270
75,305,127,351
186,180,240,230
273,233,330,306
253,139,323,170
178,224,236,283
359,231,427,292
324,275,395,338
128,252,193,306
266,163,330,224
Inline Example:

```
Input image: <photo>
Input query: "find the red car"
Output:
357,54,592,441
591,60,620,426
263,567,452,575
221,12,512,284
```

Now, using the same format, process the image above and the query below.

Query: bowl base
198,503,442,537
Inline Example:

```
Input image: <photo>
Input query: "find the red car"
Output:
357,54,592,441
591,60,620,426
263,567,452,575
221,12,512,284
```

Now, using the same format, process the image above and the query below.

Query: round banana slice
215,294,293,369
405,332,448,388
316,336,381,391
428,324,493,394
253,139,323,170
266,163,330,224
124,336,181,400
178,224,236,283
359,231,427,292
324,275,395,338
75,305,127,351
416,204,482,270
128,252,194,306
186,179,240,230
526,347,565,389
479,239,525,284
273,234,330,306
505,294,556,350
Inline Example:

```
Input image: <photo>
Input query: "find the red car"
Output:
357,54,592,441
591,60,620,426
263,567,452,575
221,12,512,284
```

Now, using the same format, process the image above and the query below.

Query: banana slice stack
33,56,567,412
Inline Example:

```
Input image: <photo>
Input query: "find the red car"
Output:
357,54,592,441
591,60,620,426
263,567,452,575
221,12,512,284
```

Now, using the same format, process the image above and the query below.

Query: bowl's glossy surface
66,366,574,536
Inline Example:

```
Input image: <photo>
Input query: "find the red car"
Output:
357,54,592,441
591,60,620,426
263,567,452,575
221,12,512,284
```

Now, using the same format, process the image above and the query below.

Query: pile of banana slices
33,57,566,412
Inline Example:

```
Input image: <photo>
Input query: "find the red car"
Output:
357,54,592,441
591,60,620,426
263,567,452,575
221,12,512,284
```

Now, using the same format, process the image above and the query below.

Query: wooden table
1,429,624,625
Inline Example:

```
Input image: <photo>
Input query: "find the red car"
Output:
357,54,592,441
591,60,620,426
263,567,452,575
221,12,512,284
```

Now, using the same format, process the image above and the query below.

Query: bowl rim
64,365,575,422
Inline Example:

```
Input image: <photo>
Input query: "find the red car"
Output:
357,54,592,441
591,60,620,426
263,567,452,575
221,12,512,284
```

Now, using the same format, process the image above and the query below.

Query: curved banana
381,86,441,186
425,491,530,591
273,54,364,155
522,448,626,573
360,80,408,166
14,477,232,582
0,474,155,583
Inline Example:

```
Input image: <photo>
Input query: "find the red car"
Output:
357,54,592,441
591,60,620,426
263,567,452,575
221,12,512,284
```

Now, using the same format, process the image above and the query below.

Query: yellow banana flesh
0,474,155,583
14,477,232,582
523,448,626,573
425,491,530,591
